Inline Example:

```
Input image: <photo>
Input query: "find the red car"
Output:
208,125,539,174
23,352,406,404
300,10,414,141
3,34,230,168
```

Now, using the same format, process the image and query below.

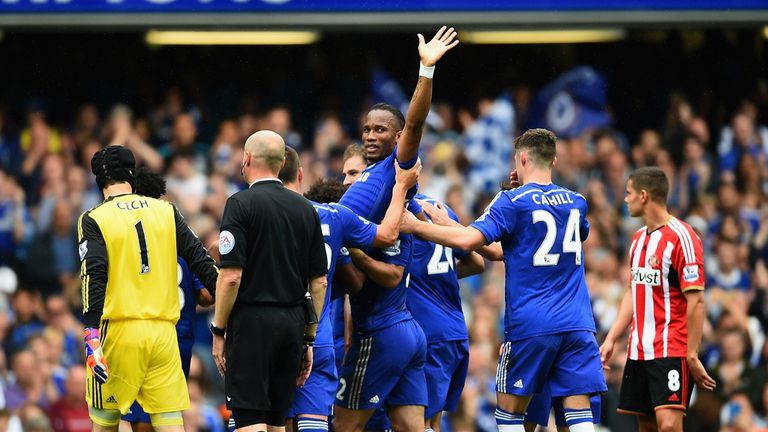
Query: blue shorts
526,386,602,426
288,346,338,417
496,330,607,398
336,319,427,410
425,339,469,418
122,337,194,423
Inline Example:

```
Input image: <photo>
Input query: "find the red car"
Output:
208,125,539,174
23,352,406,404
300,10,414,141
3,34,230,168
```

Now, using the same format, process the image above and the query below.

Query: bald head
244,130,286,174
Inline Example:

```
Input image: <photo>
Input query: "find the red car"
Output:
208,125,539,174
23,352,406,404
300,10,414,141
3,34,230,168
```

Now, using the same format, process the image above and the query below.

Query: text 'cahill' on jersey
407,194,469,343
339,146,419,224
470,183,595,341
349,233,414,334
312,201,377,348
627,218,705,361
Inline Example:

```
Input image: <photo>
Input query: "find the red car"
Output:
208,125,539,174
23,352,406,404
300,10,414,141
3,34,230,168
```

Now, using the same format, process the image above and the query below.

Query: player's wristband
419,62,435,79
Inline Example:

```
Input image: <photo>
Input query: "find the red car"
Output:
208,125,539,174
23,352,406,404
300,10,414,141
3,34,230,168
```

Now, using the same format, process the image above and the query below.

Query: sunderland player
406,194,484,432
279,147,421,432
401,129,607,432
600,167,716,432
79,146,219,432
122,168,215,432
334,25,458,432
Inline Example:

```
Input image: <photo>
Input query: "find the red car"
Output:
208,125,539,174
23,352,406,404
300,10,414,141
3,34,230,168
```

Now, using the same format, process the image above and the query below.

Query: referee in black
211,130,328,432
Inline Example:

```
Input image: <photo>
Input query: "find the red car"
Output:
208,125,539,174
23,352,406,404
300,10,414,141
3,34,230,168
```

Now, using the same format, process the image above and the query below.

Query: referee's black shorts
225,303,305,427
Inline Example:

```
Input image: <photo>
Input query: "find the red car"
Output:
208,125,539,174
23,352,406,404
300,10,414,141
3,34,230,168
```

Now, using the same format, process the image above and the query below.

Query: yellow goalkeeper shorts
86,319,189,416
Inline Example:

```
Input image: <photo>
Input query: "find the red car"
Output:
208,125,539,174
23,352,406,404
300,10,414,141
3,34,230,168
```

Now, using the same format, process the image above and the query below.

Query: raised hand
418,26,459,67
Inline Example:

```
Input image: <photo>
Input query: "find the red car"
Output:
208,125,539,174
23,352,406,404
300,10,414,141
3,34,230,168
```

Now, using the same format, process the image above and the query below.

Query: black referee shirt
219,179,327,305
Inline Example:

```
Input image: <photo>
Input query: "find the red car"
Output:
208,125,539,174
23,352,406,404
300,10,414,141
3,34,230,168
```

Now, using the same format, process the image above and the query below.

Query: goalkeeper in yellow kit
78,145,219,431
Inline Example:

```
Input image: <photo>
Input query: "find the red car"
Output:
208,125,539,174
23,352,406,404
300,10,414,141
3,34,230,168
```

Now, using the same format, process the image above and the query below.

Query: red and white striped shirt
627,217,705,360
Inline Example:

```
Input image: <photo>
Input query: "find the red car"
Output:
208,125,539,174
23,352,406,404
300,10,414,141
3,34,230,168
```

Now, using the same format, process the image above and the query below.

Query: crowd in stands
0,77,766,431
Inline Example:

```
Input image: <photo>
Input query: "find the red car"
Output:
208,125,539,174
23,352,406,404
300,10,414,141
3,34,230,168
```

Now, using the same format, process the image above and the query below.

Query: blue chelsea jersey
469,183,596,341
176,257,204,341
406,194,469,343
349,233,414,334
312,202,378,347
338,146,420,224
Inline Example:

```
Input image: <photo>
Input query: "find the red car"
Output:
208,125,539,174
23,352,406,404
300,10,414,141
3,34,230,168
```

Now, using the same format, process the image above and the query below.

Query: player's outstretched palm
418,26,459,67
687,356,716,391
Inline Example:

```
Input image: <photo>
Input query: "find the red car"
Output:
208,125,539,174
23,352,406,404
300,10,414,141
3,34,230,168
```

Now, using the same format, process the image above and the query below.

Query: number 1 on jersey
531,209,582,267
135,221,150,274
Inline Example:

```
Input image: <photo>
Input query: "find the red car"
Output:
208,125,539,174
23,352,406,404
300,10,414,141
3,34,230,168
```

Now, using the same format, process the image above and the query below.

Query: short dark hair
343,144,367,163
304,179,349,204
134,167,166,199
514,128,557,167
90,145,136,190
278,146,301,183
628,167,669,204
369,103,405,131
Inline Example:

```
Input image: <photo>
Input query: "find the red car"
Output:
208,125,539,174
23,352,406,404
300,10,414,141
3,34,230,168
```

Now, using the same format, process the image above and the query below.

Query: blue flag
463,93,515,195
527,66,610,139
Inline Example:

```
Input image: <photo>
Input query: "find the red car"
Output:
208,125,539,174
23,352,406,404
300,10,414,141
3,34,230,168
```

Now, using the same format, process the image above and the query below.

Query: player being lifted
600,167,715,432
334,26,458,432
401,128,607,432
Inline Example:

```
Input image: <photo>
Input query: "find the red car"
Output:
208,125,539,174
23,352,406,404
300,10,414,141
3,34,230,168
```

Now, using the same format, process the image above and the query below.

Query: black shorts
225,303,305,425
618,357,693,417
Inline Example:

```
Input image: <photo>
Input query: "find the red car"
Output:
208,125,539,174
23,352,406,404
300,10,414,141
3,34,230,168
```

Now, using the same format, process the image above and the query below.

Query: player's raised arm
400,210,486,252
396,26,459,163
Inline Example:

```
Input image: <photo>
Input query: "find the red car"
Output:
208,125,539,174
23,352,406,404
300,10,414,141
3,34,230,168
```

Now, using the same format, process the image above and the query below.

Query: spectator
265,105,303,150
165,150,207,216
4,350,55,411
158,113,208,171
711,329,765,407
47,365,89,432
106,105,163,172
4,289,44,359
0,169,34,266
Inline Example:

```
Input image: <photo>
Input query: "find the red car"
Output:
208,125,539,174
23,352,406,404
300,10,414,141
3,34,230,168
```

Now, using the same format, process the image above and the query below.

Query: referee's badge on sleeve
219,231,235,255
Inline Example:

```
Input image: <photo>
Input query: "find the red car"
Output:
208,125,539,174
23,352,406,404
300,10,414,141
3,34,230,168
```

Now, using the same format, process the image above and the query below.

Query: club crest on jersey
383,240,401,256
683,264,699,282
78,240,88,261
647,254,660,268
631,267,661,286
219,230,235,255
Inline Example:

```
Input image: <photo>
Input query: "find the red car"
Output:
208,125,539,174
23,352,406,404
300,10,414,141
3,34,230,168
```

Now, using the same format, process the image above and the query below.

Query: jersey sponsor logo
116,199,149,211
383,239,401,256
219,230,235,255
631,267,661,286
683,264,699,282
532,193,574,206
79,240,88,261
